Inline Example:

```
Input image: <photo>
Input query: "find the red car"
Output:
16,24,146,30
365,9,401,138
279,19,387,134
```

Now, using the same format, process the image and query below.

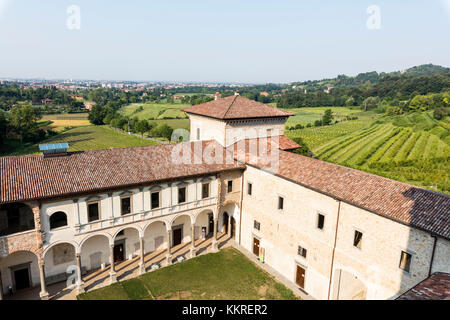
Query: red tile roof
0,141,245,204
182,96,294,120
232,143,450,239
397,273,450,300
234,136,301,151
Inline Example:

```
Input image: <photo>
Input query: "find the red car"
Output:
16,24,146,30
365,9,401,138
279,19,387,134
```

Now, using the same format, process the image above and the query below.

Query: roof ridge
223,95,239,118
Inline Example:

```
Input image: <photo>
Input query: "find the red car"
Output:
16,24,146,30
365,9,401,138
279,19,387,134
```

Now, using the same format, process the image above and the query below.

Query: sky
0,0,449,83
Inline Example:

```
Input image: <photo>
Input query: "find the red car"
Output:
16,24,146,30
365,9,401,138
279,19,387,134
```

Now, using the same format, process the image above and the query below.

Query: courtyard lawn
78,248,298,300
3,125,160,156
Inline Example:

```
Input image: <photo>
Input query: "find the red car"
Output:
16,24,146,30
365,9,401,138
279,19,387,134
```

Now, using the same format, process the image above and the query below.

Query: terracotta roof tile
397,273,450,300
231,141,450,239
182,96,293,120
0,140,245,204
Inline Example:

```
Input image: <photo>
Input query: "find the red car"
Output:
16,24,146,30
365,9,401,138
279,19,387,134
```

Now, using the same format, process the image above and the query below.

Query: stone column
227,215,232,238
109,245,117,283
166,229,172,265
38,260,49,300
190,224,196,258
139,236,145,275
211,217,218,252
76,254,85,294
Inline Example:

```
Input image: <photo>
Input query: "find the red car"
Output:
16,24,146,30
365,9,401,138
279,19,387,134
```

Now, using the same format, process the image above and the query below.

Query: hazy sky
0,0,449,83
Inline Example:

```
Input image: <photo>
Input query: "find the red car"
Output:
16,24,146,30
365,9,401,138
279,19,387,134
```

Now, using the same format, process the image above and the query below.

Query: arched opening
0,250,39,295
49,212,68,230
222,212,229,234
332,269,367,300
171,215,192,248
80,234,110,273
0,203,35,237
143,221,167,254
194,210,213,242
43,242,76,286
112,227,140,264
221,202,239,241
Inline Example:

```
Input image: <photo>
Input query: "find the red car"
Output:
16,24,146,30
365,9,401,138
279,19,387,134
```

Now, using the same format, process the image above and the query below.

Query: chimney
214,92,221,101
234,90,240,96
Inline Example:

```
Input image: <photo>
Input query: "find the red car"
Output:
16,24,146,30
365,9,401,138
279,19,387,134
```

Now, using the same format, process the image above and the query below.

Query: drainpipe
238,170,245,246
428,236,437,277
327,200,341,300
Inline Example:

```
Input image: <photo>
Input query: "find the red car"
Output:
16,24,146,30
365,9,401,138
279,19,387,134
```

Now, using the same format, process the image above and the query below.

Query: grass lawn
78,248,298,300
2,125,160,156
283,107,361,127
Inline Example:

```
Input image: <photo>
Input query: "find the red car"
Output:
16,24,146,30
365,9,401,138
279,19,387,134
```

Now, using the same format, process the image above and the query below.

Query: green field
121,103,189,121
78,248,297,300
4,125,160,156
283,107,360,127
286,110,450,193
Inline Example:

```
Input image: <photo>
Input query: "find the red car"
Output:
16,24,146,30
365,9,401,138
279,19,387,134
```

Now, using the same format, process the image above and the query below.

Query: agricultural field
4,125,160,156
283,106,361,127
41,113,90,131
287,110,450,193
121,103,189,121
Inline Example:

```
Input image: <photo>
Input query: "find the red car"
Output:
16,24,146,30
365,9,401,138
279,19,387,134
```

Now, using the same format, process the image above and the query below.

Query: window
353,230,363,249
202,183,210,199
197,128,200,140
267,128,273,137
227,180,233,193
317,214,325,230
49,211,68,230
178,187,186,204
297,246,307,258
151,191,160,209
0,203,35,237
247,183,253,196
399,251,412,273
278,196,284,210
121,197,131,215
254,220,261,231
87,202,100,222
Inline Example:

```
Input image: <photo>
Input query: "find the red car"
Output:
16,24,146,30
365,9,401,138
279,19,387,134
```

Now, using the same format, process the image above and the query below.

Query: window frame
87,201,101,223
297,245,307,258
399,250,413,274
278,196,284,210
247,182,253,196
353,230,363,249
178,186,187,204
317,213,325,230
120,195,132,216
253,220,261,231
227,180,233,193
49,211,68,230
201,182,210,199
150,191,160,210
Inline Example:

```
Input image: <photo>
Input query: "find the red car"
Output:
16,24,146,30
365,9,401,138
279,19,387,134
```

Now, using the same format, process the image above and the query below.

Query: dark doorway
208,214,214,235
296,265,306,289
173,227,183,247
113,243,125,263
230,217,236,239
223,212,229,234
14,267,31,291
253,237,260,257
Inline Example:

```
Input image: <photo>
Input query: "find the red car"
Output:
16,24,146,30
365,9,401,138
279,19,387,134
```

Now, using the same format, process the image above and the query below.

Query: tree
322,109,334,126
88,105,106,125
135,120,149,137
362,96,380,111
9,105,42,142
